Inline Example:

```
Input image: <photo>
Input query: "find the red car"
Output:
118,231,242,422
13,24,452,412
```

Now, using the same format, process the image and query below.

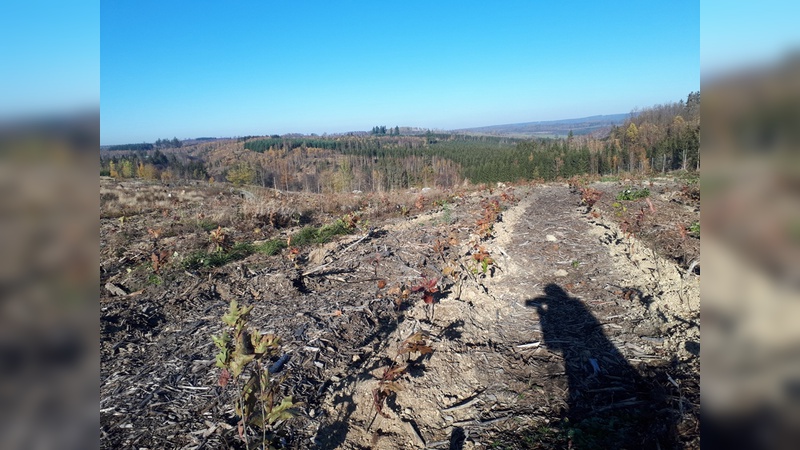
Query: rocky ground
100,175,699,449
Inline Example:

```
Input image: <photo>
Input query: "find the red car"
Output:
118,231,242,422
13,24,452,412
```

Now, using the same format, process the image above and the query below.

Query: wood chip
105,282,127,296
515,342,541,349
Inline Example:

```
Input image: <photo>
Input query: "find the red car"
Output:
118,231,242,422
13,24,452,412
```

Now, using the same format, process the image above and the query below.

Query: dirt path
100,181,699,449
315,185,699,449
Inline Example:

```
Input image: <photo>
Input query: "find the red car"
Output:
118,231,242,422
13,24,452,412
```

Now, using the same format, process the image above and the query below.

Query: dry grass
100,180,212,218
237,187,457,231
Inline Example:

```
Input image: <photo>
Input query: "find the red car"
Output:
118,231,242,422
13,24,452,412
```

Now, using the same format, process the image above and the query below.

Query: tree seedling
370,331,434,427
471,247,495,275
213,300,299,448
580,187,602,210
432,239,448,262
209,226,229,253
412,276,439,321
150,250,170,274
476,198,502,239
415,195,426,210
372,363,407,419
397,331,433,361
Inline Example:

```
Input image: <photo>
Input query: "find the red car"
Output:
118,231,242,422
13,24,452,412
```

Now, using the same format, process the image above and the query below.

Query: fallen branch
441,395,481,413
302,229,373,277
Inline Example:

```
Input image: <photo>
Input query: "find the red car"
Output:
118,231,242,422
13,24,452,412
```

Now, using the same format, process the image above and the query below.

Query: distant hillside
455,113,631,138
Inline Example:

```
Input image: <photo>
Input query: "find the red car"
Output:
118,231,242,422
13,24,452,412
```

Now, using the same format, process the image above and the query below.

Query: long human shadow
526,284,680,449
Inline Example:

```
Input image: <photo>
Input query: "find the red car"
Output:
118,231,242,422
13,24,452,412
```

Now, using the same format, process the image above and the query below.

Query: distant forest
104,137,183,152
100,92,699,191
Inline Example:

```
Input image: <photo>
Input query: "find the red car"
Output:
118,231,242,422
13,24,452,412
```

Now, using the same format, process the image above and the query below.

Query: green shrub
689,221,700,237
616,188,650,201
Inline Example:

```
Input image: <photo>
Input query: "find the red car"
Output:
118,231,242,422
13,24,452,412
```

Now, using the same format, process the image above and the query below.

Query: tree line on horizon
100,92,699,190
370,125,401,136
105,137,183,152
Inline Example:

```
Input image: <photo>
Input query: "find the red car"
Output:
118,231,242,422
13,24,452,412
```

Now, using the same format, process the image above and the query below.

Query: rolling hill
454,113,631,137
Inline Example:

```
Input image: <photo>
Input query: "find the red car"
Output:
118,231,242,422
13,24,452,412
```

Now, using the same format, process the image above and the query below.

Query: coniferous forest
100,92,699,191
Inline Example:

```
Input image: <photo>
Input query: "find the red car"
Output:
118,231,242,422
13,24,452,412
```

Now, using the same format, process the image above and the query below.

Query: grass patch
291,219,353,246
197,219,218,232
182,242,255,270
291,226,320,247
616,187,650,201
315,220,352,242
183,218,354,270
228,242,255,259
254,239,287,256
182,251,214,270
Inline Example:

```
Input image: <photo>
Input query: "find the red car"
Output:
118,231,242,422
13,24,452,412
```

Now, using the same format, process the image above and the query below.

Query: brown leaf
401,331,429,344
373,388,391,418
472,251,490,261
398,342,433,357
150,252,160,273
381,364,407,381
218,368,231,387
677,223,688,240
380,381,404,393
377,279,387,289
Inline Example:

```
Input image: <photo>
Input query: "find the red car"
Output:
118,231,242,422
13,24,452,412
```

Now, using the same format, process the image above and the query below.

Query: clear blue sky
101,1,699,145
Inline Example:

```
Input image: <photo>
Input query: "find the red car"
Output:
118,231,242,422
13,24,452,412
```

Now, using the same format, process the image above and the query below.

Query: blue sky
101,1,699,145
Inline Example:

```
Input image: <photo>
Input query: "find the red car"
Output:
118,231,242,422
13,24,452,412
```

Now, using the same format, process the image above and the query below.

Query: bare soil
100,177,699,449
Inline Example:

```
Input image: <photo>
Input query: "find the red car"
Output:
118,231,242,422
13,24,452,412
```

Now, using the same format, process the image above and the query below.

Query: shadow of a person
527,284,678,449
